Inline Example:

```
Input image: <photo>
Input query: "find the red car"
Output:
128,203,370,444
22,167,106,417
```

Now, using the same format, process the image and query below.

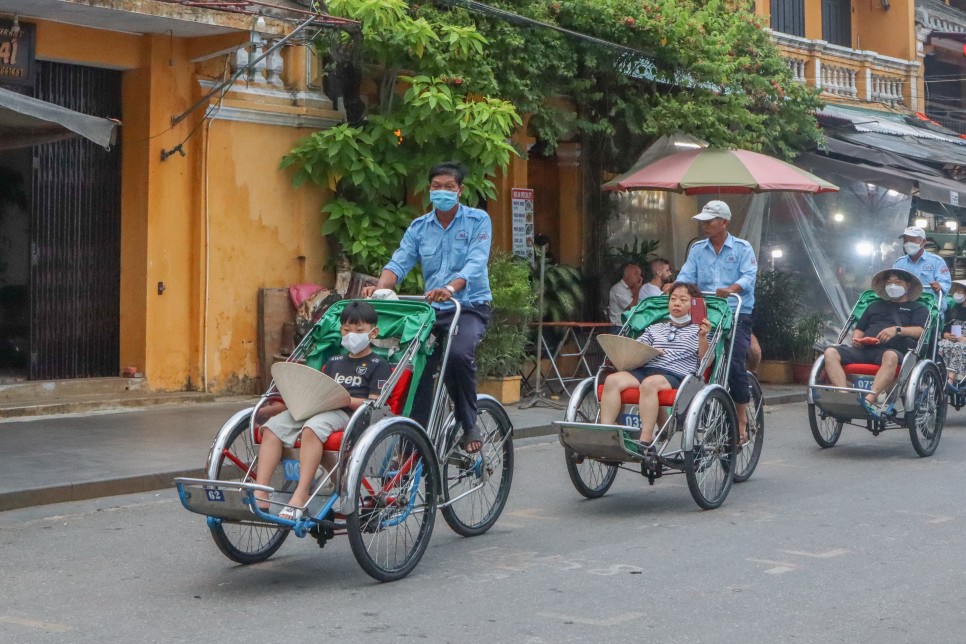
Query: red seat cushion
254,424,345,450
843,363,900,377
597,384,677,407
387,368,413,415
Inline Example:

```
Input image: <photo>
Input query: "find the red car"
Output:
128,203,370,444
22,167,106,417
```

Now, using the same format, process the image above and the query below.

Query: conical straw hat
596,334,660,372
271,362,351,422
871,268,922,301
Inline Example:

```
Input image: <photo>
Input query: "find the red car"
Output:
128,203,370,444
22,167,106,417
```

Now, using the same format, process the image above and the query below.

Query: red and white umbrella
603,147,838,194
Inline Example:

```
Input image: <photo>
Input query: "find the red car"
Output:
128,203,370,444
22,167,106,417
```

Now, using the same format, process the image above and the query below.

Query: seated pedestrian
640,257,673,298
599,282,712,444
822,269,927,418
608,262,645,327
939,280,966,387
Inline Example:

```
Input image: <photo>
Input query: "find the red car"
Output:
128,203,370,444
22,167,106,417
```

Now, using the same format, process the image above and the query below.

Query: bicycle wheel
906,363,946,457
733,373,764,483
684,388,737,510
442,398,514,536
807,403,843,448
563,379,617,498
207,416,290,564
347,422,438,582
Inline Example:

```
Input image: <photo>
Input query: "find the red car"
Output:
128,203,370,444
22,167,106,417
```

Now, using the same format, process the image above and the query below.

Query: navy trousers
412,303,491,431
728,313,753,404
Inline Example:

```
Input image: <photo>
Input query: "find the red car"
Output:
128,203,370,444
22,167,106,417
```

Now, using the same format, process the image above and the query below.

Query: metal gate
30,61,121,380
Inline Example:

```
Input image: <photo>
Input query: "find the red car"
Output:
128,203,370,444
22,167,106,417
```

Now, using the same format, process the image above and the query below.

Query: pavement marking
780,548,850,559
895,510,955,524
745,558,801,575
537,611,644,626
758,458,807,469
0,616,73,633
505,508,557,521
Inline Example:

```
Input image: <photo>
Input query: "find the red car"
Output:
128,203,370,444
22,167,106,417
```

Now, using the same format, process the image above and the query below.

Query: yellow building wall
33,19,335,392
853,0,915,61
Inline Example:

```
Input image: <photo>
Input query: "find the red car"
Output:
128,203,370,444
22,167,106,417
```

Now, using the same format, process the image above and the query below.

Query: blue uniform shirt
385,203,493,309
893,251,950,310
677,233,758,315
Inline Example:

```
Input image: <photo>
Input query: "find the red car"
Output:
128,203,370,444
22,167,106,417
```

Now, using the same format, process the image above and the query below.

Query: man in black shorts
823,269,927,417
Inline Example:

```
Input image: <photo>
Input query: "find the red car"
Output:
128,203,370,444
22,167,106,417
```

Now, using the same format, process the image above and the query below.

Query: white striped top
638,322,700,378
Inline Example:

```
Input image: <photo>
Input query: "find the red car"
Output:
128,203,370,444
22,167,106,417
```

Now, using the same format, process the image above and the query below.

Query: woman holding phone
939,280,966,386
599,282,712,444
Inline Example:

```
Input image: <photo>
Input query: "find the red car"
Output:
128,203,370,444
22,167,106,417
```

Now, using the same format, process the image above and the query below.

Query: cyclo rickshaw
807,274,946,457
553,293,764,510
175,297,514,582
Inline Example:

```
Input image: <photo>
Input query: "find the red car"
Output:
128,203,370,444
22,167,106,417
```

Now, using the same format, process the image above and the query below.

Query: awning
822,136,943,176
800,152,966,207
0,87,119,150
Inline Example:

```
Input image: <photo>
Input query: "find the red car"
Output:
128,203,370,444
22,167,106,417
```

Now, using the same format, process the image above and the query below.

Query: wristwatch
895,326,902,336
444,284,456,295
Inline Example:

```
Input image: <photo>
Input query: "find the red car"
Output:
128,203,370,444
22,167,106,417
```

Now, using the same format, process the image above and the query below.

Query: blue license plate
205,488,225,502
282,459,300,482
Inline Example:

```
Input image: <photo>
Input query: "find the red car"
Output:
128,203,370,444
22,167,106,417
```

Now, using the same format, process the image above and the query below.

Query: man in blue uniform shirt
362,162,491,453
893,226,950,311
672,200,758,444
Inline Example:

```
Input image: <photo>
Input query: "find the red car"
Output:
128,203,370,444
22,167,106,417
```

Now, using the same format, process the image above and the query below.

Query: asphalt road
3,402,966,643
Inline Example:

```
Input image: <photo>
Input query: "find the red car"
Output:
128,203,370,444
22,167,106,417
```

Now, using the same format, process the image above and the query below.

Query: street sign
511,187,534,264
0,19,35,88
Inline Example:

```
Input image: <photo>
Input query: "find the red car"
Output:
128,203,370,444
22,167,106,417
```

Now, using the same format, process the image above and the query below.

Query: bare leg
600,371,643,424
869,351,899,403
287,429,325,510
746,334,762,374
638,375,672,444
824,347,847,388
254,429,284,510
736,403,748,444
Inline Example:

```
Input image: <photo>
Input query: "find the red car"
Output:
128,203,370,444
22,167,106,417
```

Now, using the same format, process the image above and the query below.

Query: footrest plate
554,420,643,461
174,478,276,524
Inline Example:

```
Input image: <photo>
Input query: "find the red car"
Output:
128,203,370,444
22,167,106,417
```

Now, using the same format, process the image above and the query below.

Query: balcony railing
770,30,919,110
917,0,966,35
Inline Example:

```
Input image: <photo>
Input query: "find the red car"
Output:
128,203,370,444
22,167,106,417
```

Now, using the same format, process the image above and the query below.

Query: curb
0,393,806,513
0,393,217,420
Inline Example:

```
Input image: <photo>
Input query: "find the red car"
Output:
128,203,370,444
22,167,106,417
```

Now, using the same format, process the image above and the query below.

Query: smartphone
690,297,707,325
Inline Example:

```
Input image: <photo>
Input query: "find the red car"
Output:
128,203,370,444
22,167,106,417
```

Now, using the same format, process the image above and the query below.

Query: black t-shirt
944,303,966,332
322,354,391,399
857,300,929,352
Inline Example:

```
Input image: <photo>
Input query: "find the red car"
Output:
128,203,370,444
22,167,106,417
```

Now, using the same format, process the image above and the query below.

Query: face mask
884,284,907,300
429,189,459,212
904,242,922,256
341,332,371,355
955,293,966,304
669,313,691,325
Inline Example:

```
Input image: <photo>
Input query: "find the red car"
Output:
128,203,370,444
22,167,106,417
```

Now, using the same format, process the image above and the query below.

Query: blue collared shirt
385,203,493,309
893,251,951,310
677,233,758,315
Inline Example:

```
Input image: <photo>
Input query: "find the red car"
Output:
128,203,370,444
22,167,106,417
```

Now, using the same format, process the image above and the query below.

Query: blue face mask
429,189,459,212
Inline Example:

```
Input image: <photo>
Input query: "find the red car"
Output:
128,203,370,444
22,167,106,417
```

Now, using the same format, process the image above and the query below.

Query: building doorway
0,60,122,381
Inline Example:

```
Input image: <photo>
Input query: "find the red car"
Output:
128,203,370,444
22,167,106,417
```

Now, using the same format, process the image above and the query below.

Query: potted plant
477,253,536,404
752,269,802,384
791,313,822,384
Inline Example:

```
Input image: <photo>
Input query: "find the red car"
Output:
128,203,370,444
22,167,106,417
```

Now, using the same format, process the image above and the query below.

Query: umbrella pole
521,244,564,409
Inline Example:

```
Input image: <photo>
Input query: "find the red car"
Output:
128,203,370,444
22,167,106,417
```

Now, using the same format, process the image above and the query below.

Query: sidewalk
0,384,805,512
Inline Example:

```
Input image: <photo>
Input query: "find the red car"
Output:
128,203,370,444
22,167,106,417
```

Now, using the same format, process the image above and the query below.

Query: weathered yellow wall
203,120,330,392
35,21,143,69
854,0,915,60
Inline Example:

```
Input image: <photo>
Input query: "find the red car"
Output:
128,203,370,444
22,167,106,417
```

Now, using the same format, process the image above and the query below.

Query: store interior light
833,212,845,223
915,217,928,228
947,220,959,231
770,249,783,259
856,241,875,257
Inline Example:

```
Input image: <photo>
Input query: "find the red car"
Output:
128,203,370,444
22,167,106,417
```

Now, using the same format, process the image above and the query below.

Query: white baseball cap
900,226,926,239
693,200,732,221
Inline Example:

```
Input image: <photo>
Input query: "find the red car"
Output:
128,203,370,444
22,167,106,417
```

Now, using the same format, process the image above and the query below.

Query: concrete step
0,391,217,419
0,377,146,403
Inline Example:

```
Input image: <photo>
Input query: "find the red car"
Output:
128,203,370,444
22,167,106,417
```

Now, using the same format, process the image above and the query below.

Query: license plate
853,377,874,391
282,459,300,482
619,413,641,429
205,488,225,502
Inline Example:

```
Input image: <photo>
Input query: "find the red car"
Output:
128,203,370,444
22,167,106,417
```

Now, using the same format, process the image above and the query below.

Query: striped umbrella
602,147,838,194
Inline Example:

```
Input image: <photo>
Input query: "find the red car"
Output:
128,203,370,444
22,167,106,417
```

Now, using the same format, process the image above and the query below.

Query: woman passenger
939,280,966,388
599,282,712,444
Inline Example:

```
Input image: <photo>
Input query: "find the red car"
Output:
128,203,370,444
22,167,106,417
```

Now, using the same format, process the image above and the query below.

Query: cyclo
175,297,514,582
807,273,946,457
554,293,764,510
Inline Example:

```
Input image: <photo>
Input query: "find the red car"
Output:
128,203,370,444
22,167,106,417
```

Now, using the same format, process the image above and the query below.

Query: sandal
459,425,484,454
278,506,303,522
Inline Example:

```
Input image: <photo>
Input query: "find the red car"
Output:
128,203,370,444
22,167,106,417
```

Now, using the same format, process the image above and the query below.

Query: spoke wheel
563,380,617,498
207,418,289,564
442,399,514,536
684,388,737,510
906,364,946,457
807,403,843,448
347,423,438,582
733,373,764,483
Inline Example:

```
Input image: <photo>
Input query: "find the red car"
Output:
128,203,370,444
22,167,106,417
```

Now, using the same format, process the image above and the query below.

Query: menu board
511,188,535,264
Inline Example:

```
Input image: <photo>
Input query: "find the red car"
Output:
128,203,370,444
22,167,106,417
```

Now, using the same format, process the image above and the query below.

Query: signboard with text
0,19,35,88
511,188,534,264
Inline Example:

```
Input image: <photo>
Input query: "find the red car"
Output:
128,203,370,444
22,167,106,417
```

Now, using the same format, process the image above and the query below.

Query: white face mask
884,283,907,300
954,293,966,304
669,313,691,325
904,241,922,256
341,331,371,355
